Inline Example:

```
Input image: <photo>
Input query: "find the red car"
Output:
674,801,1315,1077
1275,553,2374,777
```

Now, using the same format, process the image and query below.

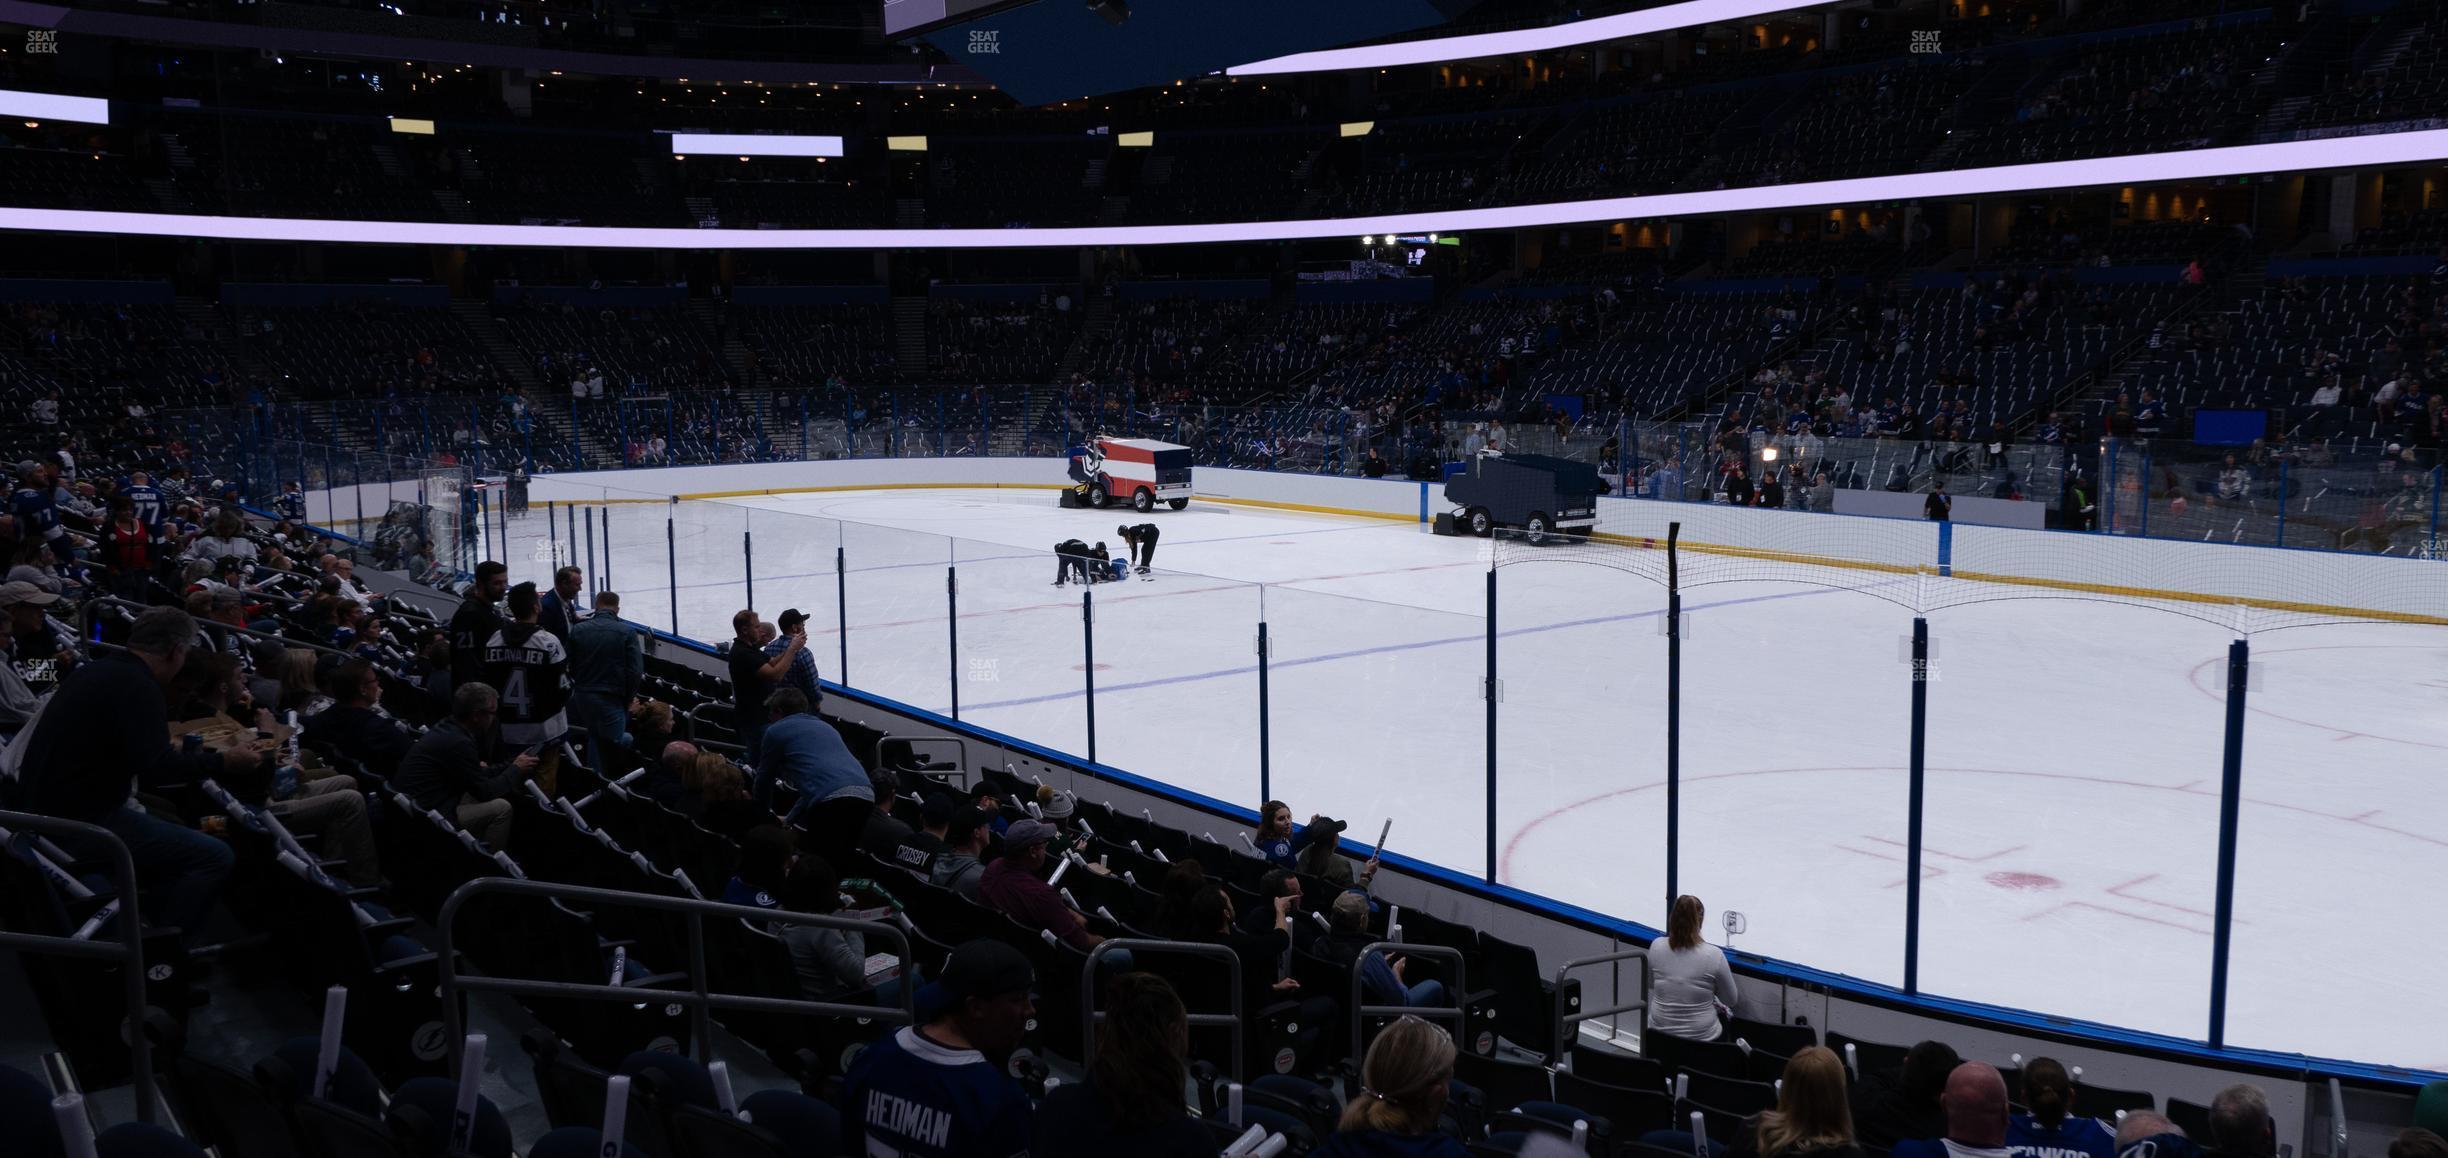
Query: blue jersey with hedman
838,1025,1032,1158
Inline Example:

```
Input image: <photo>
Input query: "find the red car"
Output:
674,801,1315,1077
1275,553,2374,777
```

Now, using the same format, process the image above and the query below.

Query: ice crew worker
1052,539,1094,586
1117,523,1159,574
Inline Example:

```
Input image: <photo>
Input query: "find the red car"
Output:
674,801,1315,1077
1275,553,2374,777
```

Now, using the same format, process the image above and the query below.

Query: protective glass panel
2100,441,2151,537
950,536,1088,758
1678,587,1908,985
622,496,682,638
2224,619,2448,1071
574,493,649,607
494,481,562,591
738,504,850,691
836,520,954,713
1493,559,1669,928
1921,600,2230,1039
1091,570,1261,808
1266,584,1488,879
681,502,753,648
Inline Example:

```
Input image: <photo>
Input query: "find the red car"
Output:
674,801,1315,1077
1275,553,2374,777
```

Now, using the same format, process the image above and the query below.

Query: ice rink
489,485,2448,1072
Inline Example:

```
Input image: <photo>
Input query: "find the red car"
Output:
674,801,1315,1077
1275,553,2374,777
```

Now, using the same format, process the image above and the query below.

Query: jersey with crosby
482,622,571,746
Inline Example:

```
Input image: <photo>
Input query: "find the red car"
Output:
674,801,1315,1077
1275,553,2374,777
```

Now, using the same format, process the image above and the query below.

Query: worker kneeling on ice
1052,539,1127,586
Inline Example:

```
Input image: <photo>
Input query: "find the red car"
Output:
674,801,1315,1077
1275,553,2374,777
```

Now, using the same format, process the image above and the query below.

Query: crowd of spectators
4,342,2444,1156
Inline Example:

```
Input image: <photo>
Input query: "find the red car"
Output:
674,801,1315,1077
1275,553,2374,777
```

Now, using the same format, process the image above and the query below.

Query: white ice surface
490,487,2448,1071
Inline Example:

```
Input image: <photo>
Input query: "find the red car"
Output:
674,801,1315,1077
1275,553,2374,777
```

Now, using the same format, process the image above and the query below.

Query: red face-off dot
1985,871,2061,891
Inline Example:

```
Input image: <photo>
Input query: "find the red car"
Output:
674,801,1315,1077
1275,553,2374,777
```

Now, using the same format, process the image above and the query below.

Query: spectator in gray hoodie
929,805,993,901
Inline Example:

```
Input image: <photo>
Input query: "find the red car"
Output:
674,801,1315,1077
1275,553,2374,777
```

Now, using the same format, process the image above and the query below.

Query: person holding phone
728,608,801,762
1190,880,1334,1064
1294,813,1382,891
762,607,821,702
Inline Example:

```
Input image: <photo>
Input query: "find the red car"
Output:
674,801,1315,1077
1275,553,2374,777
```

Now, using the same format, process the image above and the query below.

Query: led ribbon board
3,129,2441,249
0,89,110,125
1229,0,1841,76
666,133,845,159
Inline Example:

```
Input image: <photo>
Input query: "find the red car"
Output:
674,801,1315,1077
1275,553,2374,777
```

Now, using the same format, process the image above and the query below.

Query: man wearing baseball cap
838,938,1035,1158
0,579,75,693
762,606,821,702
978,818,1107,953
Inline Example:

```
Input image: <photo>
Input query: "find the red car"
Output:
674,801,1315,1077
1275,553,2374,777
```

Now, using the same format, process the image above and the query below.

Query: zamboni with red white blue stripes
1058,435,1194,513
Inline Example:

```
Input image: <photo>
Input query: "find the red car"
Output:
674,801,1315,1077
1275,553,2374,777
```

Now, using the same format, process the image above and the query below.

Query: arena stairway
452,300,545,393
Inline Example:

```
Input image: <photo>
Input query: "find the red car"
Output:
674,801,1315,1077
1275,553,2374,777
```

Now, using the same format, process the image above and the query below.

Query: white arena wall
311,456,2448,623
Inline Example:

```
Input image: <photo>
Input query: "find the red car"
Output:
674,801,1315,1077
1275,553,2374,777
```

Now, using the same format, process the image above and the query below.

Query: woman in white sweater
1646,894,1739,1042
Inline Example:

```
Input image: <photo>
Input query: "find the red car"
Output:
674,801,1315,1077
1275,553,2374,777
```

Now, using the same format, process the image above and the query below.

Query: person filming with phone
763,607,821,702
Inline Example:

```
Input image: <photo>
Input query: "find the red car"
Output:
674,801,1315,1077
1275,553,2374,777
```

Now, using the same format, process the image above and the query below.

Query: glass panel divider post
1256,585,1271,808
947,558,960,722
1082,587,1097,765
2205,637,2249,1048
1484,564,1497,885
836,522,848,686
1905,615,1929,996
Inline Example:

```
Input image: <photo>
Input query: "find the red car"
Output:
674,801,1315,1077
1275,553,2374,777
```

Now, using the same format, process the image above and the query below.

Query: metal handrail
1083,938,1245,1079
0,810,157,1123
1553,948,1652,1063
435,875,915,1074
680,701,746,757
1350,941,1468,1054
74,594,365,668
878,732,971,791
